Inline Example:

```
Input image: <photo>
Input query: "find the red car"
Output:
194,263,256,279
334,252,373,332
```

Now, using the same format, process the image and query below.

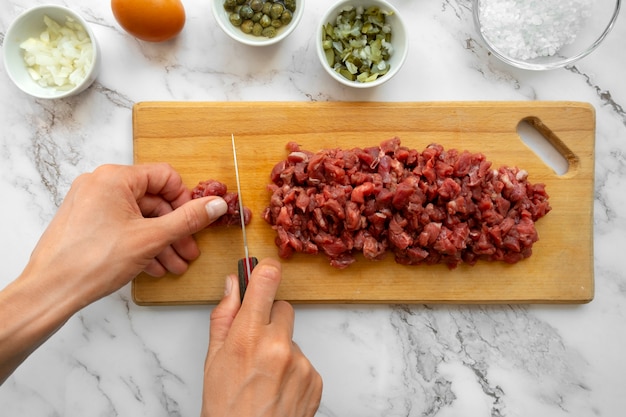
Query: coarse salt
478,0,593,61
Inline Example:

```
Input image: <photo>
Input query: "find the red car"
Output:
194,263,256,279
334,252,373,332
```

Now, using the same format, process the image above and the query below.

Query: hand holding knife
232,134,258,302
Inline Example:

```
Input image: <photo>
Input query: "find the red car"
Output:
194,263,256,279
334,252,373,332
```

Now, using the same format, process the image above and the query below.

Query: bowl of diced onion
316,0,408,88
472,0,621,70
3,4,100,99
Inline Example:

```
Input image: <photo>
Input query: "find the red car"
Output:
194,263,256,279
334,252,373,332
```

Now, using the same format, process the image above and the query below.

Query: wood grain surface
132,101,595,305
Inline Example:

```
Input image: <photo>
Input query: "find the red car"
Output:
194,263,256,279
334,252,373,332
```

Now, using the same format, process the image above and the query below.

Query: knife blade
232,134,258,301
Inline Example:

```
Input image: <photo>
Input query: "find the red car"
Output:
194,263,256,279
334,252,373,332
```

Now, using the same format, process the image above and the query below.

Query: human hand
202,258,322,417
1,163,228,384
23,163,228,306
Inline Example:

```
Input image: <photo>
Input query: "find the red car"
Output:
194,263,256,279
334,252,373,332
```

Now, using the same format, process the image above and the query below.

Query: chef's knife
232,134,258,302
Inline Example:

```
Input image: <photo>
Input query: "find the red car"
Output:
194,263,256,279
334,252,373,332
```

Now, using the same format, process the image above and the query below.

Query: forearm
0,265,87,385
0,164,225,386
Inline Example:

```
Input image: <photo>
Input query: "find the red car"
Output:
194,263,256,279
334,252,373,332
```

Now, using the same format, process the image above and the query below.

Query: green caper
271,19,282,28
261,26,277,38
261,2,272,15
270,3,284,20
252,11,263,22
284,0,296,12
259,14,271,28
229,12,243,26
241,19,254,33
223,0,237,11
236,0,246,4
252,22,263,36
239,4,254,19
250,0,264,12
280,10,292,25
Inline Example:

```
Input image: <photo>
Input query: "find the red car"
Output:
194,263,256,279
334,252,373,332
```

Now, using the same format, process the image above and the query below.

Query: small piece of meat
192,179,252,227
263,138,551,269
192,179,227,198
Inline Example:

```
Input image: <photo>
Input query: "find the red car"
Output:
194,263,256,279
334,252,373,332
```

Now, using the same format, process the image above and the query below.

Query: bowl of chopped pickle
316,0,408,88
212,0,303,46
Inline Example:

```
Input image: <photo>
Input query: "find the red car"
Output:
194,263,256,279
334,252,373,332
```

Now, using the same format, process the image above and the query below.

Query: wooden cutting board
132,101,594,305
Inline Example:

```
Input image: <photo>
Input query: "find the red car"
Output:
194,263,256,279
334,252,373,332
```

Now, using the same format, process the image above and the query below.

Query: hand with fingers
203,258,322,417
0,162,322,416
0,163,229,384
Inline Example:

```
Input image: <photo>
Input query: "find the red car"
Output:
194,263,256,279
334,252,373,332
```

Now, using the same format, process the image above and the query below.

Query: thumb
155,196,228,243
238,258,282,325
206,274,241,364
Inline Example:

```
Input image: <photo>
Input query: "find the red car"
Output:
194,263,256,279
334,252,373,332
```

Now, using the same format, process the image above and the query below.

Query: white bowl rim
472,0,622,70
316,0,409,88
3,4,100,98
212,0,305,46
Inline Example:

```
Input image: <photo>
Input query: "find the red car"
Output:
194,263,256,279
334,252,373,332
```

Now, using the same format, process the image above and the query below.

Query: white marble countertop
1,0,626,416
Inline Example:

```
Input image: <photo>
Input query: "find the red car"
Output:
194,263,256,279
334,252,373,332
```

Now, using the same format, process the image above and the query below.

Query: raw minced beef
262,137,551,269
192,179,252,227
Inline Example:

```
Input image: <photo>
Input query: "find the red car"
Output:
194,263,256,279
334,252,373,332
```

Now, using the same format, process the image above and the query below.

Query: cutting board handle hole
517,118,570,175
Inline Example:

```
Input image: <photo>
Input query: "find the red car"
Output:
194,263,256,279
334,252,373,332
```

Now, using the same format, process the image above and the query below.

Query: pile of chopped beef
262,137,551,269
192,179,251,227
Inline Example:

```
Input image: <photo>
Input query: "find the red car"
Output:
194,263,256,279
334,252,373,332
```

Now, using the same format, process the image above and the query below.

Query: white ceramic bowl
212,0,304,46
3,4,100,99
316,0,408,88
473,0,621,70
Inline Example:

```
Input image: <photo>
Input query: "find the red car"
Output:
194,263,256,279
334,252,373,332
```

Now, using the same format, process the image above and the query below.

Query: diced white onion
20,15,93,91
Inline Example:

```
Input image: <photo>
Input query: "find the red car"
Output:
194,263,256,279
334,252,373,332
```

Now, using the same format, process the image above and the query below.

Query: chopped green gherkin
324,48,335,67
339,68,355,81
224,0,296,38
321,5,394,83
323,23,333,38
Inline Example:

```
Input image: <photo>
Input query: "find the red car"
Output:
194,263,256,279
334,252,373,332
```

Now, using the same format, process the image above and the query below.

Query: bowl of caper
317,0,408,88
212,0,303,46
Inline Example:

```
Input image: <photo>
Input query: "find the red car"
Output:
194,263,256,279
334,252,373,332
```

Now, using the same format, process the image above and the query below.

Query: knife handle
237,256,258,302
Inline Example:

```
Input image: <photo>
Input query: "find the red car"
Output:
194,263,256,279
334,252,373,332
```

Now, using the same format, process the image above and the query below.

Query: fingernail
224,275,233,296
205,198,228,223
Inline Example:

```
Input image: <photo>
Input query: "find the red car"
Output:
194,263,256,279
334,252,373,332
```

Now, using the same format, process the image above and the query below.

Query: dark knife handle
237,257,258,302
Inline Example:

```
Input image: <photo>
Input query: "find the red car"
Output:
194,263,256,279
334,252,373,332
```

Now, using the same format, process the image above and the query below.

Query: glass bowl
472,0,621,70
